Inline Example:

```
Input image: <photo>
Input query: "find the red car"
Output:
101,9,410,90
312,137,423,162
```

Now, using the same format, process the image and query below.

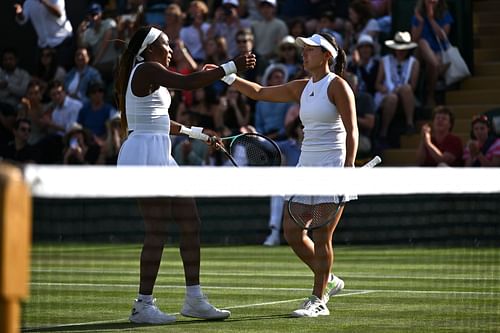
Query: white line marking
30,269,500,281
29,282,500,296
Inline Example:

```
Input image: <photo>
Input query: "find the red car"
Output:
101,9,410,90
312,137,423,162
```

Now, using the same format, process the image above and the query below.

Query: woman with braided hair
115,25,255,324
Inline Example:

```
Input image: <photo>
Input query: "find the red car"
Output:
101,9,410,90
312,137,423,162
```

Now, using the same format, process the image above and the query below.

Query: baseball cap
260,0,277,7
88,3,103,15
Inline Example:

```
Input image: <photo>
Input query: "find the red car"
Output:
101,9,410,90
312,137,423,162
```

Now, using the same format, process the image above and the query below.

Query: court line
30,269,500,281
29,282,500,296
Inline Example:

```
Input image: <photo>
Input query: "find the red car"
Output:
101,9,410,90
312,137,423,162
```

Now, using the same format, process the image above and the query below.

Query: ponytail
318,32,346,78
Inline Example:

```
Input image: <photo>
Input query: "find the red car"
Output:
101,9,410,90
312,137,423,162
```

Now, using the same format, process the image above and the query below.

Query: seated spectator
172,110,209,166
33,47,67,102
0,48,31,108
275,35,303,81
207,0,251,58
374,31,420,149
163,3,185,42
251,0,288,61
345,0,381,56
213,86,251,136
46,80,82,136
463,115,500,167
115,0,144,52
411,0,453,108
62,123,103,165
235,28,267,84
287,17,307,39
316,11,344,49
99,113,123,165
416,105,463,167
17,80,50,146
77,81,117,140
180,1,211,63
64,47,103,104
77,3,120,83
0,102,16,147
0,118,37,164
203,36,230,97
348,34,379,97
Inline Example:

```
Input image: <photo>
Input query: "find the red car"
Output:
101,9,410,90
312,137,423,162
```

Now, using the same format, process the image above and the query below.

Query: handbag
437,35,471,86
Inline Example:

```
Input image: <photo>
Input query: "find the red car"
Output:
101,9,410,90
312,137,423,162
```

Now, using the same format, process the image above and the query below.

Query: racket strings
289,197,341,229
231,135,281,166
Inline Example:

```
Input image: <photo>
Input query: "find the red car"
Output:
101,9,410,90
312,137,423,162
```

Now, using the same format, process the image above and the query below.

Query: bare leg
137,198,171,295
418,39,439,107
171,197,201,286
284,203,345,299
379,93,398,138
397,84,416,127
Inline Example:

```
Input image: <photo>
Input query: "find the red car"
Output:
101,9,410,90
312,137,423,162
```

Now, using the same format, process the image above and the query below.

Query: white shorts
288,149,358,204
117,131,178,167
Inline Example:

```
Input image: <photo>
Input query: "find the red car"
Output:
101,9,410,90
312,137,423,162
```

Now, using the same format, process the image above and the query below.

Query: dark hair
415,0,448,20
115,26,153,137
470,114,491,139
15,118,31,130
318,32,346,77
432,105,454,131
47,79,64,92
349,0,374,32
37,47,58,82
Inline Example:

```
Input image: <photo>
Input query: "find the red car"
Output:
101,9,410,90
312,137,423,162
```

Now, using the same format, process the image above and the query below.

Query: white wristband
180,125,209,141
221,73,237,85
220,61,237,75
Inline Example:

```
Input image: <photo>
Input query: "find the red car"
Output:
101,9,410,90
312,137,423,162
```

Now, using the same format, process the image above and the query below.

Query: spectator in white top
180,1,211,63
208,0,251,58
14,0,74,70
0,48,31,108
251,0,288,61
46,80,82,137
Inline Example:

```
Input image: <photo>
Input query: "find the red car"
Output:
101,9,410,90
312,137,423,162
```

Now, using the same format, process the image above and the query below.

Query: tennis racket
211,133,282,167
288,155,382,230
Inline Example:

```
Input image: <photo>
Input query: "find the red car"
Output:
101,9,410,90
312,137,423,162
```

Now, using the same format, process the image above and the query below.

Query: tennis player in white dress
223,33,359,317
115,26,255,324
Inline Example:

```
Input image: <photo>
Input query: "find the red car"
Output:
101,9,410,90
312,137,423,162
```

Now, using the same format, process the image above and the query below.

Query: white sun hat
384,31,417,50
295,34,338,59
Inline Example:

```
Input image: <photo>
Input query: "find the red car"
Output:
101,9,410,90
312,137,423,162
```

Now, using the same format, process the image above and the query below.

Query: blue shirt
77,102,117,138
254,101,292,139
412,11,454,52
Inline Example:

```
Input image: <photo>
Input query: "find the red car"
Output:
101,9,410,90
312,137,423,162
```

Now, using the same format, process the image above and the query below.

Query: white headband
295,34,338,59
136,27,162,62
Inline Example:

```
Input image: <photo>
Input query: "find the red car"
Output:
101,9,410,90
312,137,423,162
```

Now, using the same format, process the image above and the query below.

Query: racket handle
362,155,382,168
180,125,209,141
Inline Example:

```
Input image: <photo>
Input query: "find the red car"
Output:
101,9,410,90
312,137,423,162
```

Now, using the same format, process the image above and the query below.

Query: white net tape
23,165,500,198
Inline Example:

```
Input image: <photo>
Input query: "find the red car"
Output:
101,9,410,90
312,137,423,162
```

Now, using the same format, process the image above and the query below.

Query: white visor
296,34,338,59
136,27,163,62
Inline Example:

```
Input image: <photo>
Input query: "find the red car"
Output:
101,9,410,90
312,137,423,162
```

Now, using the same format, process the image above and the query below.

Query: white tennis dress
117,63,178,166
296,72,357,204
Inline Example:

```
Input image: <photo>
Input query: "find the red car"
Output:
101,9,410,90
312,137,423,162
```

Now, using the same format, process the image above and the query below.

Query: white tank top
125,63,171,133
300,72,346,151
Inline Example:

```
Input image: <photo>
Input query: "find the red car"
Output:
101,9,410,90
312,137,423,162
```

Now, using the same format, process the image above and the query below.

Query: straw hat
384,31,417,50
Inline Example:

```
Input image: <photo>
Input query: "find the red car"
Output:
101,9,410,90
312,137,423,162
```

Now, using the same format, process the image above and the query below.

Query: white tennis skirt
287,149,358,205
117,131,178,166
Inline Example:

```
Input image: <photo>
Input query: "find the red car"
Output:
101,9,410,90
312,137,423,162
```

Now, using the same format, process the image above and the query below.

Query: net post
0,163,31,333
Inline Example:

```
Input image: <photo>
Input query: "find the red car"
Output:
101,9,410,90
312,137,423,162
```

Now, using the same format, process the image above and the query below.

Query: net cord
23,166,500,198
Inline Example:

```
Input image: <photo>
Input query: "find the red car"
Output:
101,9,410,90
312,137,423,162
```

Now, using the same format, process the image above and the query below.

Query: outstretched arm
231,76,307,104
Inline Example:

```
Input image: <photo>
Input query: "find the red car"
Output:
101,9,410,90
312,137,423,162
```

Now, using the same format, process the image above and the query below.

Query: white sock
138,294,153,303
186,285,203,298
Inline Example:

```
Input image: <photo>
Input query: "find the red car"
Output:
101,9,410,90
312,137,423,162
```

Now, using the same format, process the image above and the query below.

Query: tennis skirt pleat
117,132,178,167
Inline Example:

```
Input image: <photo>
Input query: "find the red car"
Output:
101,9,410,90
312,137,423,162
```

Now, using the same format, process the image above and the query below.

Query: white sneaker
323,274,344,303
263,231,280,246
181,295,231,320
129,299,176,324
291,295,330,318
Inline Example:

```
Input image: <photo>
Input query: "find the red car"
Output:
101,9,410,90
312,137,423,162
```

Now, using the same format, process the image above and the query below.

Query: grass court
23,244,500,332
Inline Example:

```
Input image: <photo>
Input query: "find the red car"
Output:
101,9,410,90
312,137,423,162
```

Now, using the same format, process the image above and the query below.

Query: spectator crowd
0,0,498,167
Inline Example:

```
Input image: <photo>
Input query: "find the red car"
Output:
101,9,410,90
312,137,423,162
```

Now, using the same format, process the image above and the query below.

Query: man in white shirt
14,0,74,69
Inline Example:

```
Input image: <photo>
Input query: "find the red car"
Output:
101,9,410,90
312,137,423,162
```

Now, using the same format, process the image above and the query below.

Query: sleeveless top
381,54,416,92
126,63,171,133
299,72,346,152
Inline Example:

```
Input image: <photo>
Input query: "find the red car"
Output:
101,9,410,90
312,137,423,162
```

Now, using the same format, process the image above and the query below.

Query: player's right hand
233,53,256,72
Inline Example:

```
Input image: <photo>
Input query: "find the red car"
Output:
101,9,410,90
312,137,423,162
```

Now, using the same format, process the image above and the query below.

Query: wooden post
0,163,31,333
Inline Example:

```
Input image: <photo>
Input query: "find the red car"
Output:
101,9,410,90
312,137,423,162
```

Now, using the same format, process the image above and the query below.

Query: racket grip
180,125,209,141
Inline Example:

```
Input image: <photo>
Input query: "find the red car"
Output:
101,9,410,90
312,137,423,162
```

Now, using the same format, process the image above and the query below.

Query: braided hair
114,26,152,137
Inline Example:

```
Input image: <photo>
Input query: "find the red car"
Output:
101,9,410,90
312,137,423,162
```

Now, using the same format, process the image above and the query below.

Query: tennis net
13,165,500,332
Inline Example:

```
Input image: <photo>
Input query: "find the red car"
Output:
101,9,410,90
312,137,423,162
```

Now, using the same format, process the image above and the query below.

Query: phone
70,137,79,149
